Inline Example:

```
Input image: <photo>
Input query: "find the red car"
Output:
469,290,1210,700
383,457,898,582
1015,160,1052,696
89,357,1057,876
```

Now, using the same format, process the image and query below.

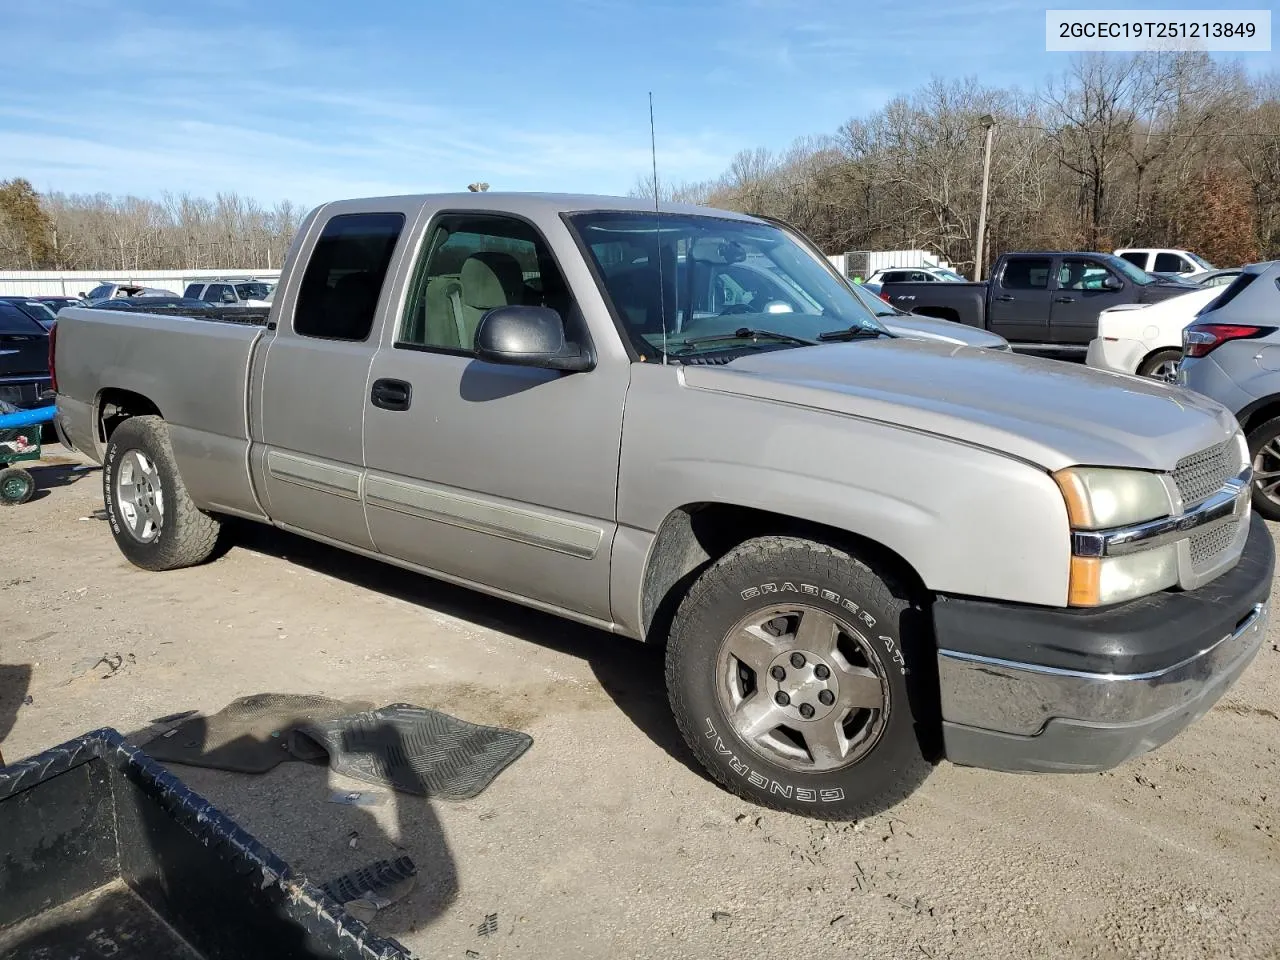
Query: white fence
0,269,282,297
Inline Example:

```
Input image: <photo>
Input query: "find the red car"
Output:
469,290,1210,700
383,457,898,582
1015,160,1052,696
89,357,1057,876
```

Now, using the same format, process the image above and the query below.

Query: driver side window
398,214,575,354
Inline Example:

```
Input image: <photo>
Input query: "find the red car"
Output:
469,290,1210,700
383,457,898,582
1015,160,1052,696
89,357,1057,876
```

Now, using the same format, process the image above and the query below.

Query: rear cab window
183,283,203,298
1117,252,1148,270
293,213,406,341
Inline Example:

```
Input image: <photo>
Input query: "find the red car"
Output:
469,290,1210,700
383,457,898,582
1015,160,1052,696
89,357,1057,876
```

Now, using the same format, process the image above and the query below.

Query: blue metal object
0,403,56,430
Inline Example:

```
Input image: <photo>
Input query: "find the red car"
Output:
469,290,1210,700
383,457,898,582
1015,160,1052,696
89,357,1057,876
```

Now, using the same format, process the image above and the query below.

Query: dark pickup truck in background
879,251,1197,358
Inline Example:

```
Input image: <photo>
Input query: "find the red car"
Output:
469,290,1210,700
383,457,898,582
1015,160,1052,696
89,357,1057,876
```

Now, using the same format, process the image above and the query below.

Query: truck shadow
228,521,707,783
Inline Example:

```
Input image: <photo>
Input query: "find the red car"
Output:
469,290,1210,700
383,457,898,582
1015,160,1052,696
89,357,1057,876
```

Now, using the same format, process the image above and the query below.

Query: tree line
634,53,1280,275
0,182,303,272
3,52,1277,276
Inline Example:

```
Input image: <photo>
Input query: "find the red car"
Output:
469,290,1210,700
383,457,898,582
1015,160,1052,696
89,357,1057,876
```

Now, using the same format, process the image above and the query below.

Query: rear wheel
0,467,35,505
665,536,932,820
102,416,223,570
1247,416,1280,521
1137,348,1182,381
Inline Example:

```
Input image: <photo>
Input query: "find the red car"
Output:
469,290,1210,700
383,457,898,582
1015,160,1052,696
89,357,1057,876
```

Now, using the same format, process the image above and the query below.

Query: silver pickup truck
51,193,1273,820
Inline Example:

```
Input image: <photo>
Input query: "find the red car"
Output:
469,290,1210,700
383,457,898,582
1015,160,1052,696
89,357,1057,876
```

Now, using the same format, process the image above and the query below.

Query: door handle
1054,296,1076,303
995,295,1016,302
371,378,412,412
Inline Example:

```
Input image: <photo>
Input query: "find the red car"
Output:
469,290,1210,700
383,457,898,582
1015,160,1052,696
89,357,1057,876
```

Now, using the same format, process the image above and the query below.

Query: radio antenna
649,91,668,364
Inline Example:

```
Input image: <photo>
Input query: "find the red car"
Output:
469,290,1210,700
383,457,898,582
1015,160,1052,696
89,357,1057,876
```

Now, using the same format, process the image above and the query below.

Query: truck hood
680,339,1238,472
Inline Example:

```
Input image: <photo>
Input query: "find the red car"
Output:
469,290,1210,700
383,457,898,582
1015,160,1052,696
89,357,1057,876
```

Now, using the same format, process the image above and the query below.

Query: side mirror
475,305,593,372
1103,275,1123,291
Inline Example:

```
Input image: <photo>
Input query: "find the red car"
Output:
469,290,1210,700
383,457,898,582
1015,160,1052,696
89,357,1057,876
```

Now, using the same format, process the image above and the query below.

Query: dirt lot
3,445,1280,959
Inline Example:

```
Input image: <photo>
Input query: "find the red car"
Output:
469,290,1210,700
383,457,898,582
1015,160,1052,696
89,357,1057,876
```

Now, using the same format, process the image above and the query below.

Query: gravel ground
3,446,1279,959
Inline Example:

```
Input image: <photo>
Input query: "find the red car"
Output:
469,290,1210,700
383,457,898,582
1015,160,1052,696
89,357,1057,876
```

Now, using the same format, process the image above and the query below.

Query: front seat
457,251,526,348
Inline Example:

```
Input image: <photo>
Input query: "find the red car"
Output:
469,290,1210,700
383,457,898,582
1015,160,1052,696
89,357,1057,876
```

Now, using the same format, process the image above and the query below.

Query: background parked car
0,301,51,409
865,266,967,284
1178,261,1280,517
1086,285,1224,379
1186,268,1243,288
90,296,223,312
82,282,180,304
0,296,58,329
182,279,274,307
1114,248,1213,278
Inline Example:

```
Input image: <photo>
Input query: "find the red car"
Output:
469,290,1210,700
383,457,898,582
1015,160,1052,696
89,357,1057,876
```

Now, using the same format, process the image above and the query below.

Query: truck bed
53,304,268,514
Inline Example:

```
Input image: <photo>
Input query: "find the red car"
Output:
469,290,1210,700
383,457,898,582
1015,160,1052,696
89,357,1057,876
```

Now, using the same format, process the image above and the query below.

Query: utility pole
974,114,996,282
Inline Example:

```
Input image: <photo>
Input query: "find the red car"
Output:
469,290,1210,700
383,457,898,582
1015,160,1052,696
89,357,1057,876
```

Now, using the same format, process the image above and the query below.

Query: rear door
1050,256,1130,345
986,255,1053,343
252,204,416,549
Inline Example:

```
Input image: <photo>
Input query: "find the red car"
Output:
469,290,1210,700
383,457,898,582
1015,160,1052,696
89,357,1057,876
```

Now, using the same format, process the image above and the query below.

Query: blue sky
2,0,1275,207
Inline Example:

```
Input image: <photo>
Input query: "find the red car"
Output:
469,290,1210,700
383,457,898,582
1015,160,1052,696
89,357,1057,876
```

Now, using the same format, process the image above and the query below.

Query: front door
987,255,1053,343
255,209,410,549
1049,257,1130,346
362,212,628,622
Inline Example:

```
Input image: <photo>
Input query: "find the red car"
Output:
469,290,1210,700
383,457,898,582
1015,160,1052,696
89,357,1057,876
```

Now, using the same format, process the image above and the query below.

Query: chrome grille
1173,441,1237,508
1189,518,1239,574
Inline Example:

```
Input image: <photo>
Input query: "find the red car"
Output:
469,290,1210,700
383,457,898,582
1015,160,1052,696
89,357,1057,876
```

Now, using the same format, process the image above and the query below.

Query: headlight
1054,467,1177,607
1052,467,1172,530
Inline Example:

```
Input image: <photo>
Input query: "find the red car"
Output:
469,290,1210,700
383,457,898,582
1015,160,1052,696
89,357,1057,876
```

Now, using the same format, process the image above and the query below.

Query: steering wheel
718,303,756,316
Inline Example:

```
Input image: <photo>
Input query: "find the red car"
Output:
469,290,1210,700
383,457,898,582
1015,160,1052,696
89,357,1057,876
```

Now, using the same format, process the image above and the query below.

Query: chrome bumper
938,601,1267,737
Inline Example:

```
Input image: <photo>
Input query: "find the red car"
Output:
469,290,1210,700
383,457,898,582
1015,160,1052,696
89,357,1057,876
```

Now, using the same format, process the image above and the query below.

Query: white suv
182,279,274,307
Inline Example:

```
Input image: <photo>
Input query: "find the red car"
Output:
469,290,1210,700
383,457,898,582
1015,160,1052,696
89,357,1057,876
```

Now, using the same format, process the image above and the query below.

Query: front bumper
934,513,1274,773
1086,336,1144,375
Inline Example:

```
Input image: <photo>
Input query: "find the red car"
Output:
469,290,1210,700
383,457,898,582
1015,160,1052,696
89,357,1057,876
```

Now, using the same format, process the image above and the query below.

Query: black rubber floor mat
143,693,374,773
294,704,532,800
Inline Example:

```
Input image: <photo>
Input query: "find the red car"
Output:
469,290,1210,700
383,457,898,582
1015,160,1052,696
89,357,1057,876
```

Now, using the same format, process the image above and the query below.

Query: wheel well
909,307,960,324
1241,398,1280,435
96,389,162,444
638,503,927,644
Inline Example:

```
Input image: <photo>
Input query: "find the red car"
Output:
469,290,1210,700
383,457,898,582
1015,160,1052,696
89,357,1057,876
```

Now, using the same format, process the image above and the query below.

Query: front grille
1190,518,1239,574
1173,441,1237,508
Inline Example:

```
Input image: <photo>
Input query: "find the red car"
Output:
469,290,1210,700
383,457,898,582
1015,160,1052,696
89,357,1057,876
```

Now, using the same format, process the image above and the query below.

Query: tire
1246,416,1280,522
102,415,223,570
0,467,35,505
666,536,932,820
1137,348,1182,380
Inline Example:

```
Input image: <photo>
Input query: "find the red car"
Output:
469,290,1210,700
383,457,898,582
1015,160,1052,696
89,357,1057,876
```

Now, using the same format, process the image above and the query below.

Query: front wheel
1247,416,1280,522
665,536,932,820
102,415,223,570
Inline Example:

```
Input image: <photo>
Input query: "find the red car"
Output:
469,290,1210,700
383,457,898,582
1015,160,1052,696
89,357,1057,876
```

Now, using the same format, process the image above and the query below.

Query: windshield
1187,251,1214,271
569,212,886,359
235,282,271,300
1101,254,1156,285
932,268,967,282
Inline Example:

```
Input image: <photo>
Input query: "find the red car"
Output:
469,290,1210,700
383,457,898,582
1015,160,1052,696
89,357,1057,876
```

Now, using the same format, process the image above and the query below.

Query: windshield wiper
816,326,886,342
676,327,816,350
